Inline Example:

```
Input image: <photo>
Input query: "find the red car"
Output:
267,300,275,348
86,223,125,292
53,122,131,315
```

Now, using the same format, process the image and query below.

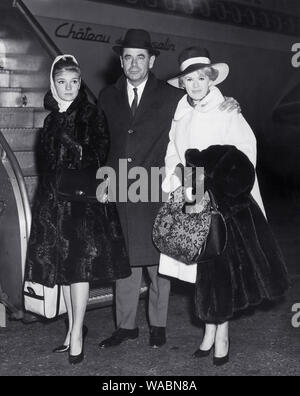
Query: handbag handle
207,189,219,212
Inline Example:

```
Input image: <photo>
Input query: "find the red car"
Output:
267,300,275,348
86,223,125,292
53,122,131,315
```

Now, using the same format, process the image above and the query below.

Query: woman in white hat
163,47,264,211
160,47,288,366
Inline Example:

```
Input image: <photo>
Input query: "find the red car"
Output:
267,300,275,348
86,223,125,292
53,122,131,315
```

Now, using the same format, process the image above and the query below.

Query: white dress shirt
127,78,148,107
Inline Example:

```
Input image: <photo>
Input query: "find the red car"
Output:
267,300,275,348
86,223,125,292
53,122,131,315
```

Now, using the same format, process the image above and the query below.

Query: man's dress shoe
99,328,139,348
149,326,166,348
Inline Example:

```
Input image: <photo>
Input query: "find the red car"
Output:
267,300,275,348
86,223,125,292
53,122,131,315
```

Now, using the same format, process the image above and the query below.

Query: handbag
23,281,67,319
153,187,228,265
197,190,228,263
153,187,212,265
57,168,99,202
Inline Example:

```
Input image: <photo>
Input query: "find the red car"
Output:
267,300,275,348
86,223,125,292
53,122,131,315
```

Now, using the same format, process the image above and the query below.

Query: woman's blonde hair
179,66,219,88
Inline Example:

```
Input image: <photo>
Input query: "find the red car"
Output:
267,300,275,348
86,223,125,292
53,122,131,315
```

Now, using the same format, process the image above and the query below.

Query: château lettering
55,23,111,44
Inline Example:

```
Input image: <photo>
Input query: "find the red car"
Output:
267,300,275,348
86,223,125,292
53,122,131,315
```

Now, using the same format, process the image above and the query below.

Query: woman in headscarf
25,55,130,364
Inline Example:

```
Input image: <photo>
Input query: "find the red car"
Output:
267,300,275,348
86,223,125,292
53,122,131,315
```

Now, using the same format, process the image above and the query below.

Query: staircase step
0,40,6,62
10,71,49,89
24,175,39,203
14,151,37,176
0,108,48,128
0,88,20,107
0,88,45,107
0,69,48,89
0,38,31,54
0,69,10,86
34,109,49,128
0,54,48,72
1,128,40,151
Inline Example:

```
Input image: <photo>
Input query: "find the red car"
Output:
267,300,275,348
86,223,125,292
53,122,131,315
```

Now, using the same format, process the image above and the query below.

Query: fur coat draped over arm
185,145,256,219
185,145,288,323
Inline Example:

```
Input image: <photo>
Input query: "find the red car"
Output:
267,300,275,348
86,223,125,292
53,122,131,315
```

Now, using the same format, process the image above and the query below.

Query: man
98,29,238,348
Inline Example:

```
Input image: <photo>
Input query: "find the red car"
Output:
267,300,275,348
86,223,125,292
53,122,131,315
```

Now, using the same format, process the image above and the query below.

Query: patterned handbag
153,187,211,265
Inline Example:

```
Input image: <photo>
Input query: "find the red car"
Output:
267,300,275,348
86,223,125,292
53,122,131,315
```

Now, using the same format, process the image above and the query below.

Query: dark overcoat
25,88,130,287
186,145,289,324
98,73,184,267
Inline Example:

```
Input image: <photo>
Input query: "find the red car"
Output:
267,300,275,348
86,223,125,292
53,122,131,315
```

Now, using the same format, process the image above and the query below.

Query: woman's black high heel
213,340,230,367
53,325,87,354
193,345,214,358
69,326,88,365
69,346,84,365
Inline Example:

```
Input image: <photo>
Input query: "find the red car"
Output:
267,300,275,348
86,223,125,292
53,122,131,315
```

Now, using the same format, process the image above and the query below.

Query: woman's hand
98,192,109,204
79,146,83,162
219,97,241,113
185,187,194,202
97,177,109,203
73,144,83,165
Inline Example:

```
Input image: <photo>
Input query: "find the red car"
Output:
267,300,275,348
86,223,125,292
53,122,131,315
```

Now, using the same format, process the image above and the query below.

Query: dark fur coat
25,88,131,287
185,145,289,324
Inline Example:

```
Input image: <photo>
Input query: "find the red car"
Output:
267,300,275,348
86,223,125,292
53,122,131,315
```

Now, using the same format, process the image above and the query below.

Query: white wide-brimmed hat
168,47,229,89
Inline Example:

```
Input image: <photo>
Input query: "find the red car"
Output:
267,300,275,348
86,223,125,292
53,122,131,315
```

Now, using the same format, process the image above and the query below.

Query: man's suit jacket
98,72,184,267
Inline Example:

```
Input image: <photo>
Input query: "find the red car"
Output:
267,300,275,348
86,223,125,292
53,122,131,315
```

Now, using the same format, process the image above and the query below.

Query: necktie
131,87,138,116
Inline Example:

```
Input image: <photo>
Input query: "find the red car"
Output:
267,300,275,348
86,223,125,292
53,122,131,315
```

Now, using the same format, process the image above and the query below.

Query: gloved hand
174,163,204,203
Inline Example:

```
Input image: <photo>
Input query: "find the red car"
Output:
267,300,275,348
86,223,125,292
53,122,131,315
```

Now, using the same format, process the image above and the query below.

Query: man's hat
167,47,229,89
113,29,160,57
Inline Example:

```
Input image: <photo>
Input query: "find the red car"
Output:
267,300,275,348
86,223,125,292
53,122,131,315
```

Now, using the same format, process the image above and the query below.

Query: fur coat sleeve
185,145,257,217
186,145,255,197
37,90,109,175
78,105,109,169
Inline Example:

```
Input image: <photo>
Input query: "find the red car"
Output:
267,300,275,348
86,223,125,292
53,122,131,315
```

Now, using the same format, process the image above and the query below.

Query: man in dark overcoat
97,29,238,348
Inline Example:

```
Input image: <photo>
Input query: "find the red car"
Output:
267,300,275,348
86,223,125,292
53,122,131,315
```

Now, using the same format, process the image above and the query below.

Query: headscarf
50,54,80,113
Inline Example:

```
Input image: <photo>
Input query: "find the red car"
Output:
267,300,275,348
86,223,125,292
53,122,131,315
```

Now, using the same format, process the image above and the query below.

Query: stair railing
0,129,31,245
0,130,31,320
13,0,97,104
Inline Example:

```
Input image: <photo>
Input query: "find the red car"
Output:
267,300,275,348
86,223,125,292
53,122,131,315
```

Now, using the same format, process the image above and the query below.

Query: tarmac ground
0,276,299,376
0,185,299,377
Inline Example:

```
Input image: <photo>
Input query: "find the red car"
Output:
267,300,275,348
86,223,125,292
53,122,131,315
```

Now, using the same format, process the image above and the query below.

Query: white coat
159,86,265,283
